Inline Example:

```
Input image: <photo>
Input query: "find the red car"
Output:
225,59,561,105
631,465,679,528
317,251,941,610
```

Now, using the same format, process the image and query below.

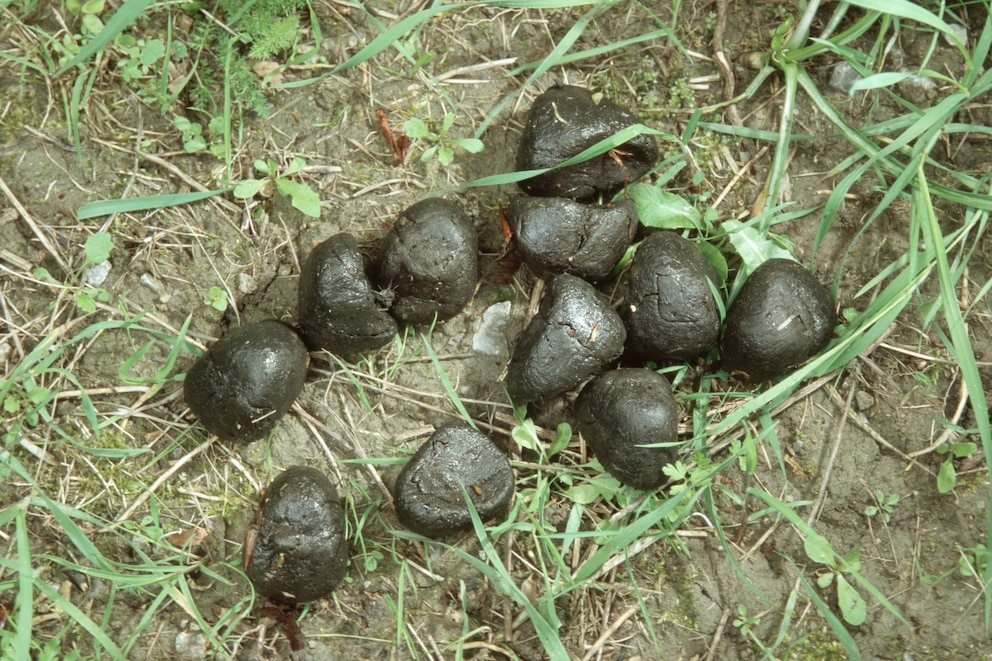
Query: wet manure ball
393,424,515,538
297,232,397,354
184,320,308,443
508,196,636,282
374,198,479,325
624,232,721,364
515,85,659,200
720,258,835,382
244,466,349,604
575,368,679,490
504,273,626,403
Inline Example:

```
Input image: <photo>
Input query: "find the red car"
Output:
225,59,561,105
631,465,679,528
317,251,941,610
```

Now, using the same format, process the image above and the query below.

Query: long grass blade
55,0,155,75
76,188,233,220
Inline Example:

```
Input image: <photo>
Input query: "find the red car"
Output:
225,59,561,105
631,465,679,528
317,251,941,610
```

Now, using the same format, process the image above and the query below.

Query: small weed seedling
403,113,484,167
174,116,227,159
203,286,228,312
805,532,868,626
234,157,321,218
864,489,899,523
935,440,978,494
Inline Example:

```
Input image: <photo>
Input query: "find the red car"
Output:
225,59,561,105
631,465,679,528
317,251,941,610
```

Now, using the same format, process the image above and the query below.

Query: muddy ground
2,1,992,659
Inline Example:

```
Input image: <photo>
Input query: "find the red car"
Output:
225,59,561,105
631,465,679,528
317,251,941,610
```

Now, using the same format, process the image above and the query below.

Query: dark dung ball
393,424,515,538
624,232,721,364
245,466,349,603
508,196,636,282
504,273,626,403
720,258,835,381
374,198,479,324
515,85,658,200
575,368,679,490
297,232,397,354
184,320,308,442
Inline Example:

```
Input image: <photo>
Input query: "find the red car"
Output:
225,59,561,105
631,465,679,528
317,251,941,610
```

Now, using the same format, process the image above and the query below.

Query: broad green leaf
628,183,701,230
512,419,540,452
403,118,432,139
283,156,307,176
548,422,572,457
804,532,834,564
836,574,867,626
722,219,796,275
233,179,265,199
437,146,455,166
817,571,835,588
139,38,164,67
83,232,113,266
695,240,728,287
564,483,600,505
456,138,485,154
276,179,321,218
937,458,957,493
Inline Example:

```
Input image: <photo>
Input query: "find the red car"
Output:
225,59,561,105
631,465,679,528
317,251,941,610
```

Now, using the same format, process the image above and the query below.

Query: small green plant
935,440,978,493
203,286,228,312
112,34,165,83
864,489,899,523
233,157,321,218
172,115,227,159
510,403,571,463
403,113,484,167
805,533,868,626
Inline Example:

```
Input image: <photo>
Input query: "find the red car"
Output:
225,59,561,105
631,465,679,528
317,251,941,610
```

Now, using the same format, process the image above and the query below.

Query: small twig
111,437,216,526
703,607,733,661
0,173,70,272
808,382,856,525
907,375,969,458
580,605,638,661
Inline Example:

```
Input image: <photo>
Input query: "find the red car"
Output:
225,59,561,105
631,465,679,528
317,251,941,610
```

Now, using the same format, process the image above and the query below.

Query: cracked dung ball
624,231,721,364
515,85,659,200
245,466,348,604
184,320,308,442
720,258,835,381
504,273,626,403
393,424,515,538
575,368,679,490
374,198,479,324
297,232,397,354
508,196,636,282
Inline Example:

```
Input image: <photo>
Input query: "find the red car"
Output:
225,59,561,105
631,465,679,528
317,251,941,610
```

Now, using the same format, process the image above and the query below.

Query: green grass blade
792,564,861,660
461,123,673,189
13,506,32,660
34,579,126,659
55,0,155,75
421,333,476,430
76,188,233,220
916,174,992,627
